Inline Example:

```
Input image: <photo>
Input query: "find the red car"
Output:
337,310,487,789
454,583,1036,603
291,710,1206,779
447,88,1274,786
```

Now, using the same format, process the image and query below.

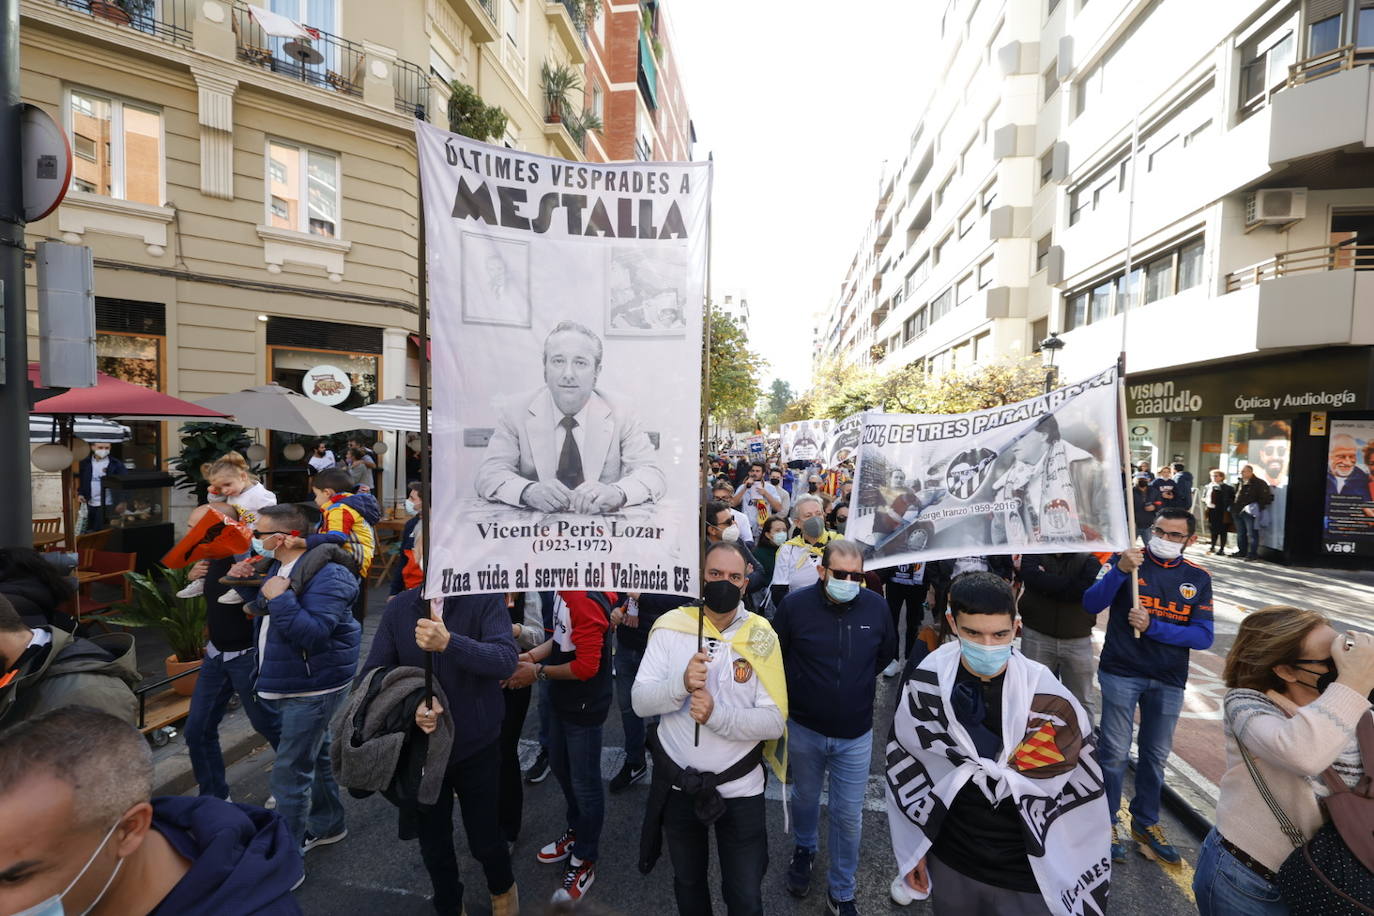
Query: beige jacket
1218,682,1372,871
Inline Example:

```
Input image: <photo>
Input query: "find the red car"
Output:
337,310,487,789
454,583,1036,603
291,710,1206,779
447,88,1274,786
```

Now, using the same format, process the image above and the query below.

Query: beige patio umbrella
195,385,380,436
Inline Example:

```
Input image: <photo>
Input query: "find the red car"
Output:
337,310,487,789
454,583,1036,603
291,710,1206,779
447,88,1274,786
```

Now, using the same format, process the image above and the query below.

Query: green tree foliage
707,312,767,428
447,82,508,142
758,378,794,427
787,356,1047,420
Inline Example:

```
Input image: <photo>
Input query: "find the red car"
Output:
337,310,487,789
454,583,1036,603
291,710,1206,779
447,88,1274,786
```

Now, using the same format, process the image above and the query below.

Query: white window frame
64,87,166,206
977,253,996,288
265,138,342,238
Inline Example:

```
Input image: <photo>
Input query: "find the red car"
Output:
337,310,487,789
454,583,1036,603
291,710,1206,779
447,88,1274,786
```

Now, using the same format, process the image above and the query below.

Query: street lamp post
1040,332,1065,394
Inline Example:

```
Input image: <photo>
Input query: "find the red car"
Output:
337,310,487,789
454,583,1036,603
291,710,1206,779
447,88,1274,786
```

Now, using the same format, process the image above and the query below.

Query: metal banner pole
417,164,435,697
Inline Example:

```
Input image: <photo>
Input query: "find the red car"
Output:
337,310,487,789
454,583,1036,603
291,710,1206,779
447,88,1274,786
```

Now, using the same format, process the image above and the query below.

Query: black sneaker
301,828,347,855
524,748,550,784
785,845,815,898
827,893,858,916
609,759,647,793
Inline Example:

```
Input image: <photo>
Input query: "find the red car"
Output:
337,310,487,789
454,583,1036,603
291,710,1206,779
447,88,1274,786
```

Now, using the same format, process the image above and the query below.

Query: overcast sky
668,1,936,395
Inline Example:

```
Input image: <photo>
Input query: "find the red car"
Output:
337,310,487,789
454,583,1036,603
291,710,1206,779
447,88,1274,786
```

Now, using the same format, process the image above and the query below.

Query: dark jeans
548,713,605,862
497,685,532,843
885,582,928,660
185,649,281,799
662,790,768,916
1236,511,1260,558
86,504,109,531
537,680,551,750
615,636,653,765
263,689,350,848
415,740,515,913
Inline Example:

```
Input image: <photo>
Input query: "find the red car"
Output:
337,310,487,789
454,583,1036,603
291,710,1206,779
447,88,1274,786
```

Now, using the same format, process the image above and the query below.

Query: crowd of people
0,447,1369,916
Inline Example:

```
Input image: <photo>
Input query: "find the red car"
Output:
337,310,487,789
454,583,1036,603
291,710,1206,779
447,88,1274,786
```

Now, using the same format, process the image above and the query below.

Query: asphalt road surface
211,661,1204,915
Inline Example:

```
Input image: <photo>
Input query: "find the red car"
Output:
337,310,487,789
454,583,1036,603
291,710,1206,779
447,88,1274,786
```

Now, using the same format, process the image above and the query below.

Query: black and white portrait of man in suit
475,320,666,514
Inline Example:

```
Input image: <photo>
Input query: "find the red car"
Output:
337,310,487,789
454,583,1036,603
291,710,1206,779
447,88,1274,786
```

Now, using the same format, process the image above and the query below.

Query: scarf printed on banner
825,414,862,468
848,366,1128,567
885,642,1112,915
780,419,833,464
415,120,709,599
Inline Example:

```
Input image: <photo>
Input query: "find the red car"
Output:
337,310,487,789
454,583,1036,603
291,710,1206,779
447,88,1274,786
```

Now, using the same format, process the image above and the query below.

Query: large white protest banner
416,121,709,599
847,366,1128,568
781,418,833,463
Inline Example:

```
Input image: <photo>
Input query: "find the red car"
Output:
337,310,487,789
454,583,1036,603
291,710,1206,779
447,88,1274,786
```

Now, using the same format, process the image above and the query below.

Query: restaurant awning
28,364,230,419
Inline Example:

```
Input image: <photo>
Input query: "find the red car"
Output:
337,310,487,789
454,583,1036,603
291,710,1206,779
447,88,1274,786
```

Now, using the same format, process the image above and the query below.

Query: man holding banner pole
1082,507,1213,865
633,540,786,916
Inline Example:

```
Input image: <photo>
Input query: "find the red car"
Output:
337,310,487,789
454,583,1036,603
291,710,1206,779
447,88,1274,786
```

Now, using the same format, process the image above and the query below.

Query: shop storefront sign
302,364,351,406
1127,348,1373,418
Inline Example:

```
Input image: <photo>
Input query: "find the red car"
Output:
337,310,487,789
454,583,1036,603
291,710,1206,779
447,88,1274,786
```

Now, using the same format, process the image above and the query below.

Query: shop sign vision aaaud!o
1126,348,1374,418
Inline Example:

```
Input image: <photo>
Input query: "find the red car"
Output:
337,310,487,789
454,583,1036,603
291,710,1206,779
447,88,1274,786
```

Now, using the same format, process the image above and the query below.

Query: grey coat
330,665,452,806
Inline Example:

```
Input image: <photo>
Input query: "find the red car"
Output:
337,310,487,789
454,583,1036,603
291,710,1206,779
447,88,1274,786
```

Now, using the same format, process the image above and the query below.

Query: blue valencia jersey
1084,550,1214,689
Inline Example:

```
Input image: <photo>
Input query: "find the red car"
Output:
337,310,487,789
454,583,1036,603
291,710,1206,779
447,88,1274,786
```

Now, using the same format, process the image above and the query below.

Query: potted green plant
564,108,604,148
447,80,508,141
105,565,208,697
540,61,583,123
173,422,251,502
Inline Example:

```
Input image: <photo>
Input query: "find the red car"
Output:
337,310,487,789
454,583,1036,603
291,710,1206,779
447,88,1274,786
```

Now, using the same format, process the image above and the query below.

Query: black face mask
1293,658,1337,694
808,483,819,493
703,579,743,615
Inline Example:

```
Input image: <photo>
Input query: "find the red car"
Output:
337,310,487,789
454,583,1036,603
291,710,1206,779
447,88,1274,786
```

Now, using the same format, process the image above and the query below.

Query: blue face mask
251,537,275,559
958,637,1013,678
824,575,861,603
14,819,124,916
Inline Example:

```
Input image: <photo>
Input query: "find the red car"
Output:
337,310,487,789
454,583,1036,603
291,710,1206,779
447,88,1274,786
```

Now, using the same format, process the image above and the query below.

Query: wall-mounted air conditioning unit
1245,188,1308,226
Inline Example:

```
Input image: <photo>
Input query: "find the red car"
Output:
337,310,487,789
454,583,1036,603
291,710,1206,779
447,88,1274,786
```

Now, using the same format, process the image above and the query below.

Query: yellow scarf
651,605,789,784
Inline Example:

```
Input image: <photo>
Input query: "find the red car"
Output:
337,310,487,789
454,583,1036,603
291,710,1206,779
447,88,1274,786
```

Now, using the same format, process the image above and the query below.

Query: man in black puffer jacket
1016,552,1104,716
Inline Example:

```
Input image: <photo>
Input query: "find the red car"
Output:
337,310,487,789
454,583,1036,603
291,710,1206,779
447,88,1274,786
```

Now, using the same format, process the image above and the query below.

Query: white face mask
719,524,741,543
1148,535,1185,560
91,449,110,459
14,819,124,916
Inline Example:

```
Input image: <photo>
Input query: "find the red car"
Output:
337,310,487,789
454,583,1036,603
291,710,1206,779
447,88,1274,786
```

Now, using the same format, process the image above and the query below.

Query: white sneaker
218,590,246,605
882,659,902,678
890,873,917,905
265,795,277,810
176,579,205,598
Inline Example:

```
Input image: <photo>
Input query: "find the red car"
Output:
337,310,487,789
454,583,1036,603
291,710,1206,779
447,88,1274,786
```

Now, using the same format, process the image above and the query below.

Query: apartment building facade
817,0,1374,565
20,0,615,517
580,0,692,163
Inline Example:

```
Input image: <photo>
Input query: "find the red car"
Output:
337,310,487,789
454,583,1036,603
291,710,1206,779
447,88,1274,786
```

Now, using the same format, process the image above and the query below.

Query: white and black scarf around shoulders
884,642,1112,915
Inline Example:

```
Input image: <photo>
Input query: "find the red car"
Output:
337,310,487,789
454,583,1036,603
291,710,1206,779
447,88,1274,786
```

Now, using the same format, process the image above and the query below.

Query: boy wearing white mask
773,540,895,914
1082,507,1213,866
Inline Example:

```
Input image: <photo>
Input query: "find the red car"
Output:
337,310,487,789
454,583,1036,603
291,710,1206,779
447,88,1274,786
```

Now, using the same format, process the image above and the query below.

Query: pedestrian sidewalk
1103,550,1374,825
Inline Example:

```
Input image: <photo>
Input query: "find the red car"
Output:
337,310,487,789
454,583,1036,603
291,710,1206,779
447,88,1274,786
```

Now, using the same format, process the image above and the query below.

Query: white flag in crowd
415,120,710,599
847,366,1129,568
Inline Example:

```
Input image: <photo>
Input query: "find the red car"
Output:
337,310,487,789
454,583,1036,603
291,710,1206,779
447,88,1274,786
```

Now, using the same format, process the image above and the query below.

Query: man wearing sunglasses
226,503,361,867
1082,507,1214,867
773,540,896,915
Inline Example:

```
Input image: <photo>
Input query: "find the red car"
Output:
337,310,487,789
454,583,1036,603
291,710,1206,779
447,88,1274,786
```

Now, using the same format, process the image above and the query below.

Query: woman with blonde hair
1193,606,1374,914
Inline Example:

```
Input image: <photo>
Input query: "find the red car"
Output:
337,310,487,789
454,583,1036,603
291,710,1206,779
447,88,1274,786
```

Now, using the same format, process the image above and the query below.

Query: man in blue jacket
0,706,303,915
773,540,896,915
1082,507,1213,866
228,502,361,861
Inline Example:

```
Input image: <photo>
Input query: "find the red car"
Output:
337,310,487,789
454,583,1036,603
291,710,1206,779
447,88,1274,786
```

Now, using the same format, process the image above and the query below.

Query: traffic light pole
0,0,34,548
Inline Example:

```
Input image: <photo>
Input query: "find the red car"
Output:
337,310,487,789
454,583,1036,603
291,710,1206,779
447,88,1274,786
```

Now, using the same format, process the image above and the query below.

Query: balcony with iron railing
229,2,427,117
46,0,193,44
1264,43,1374,166
1224,240,1374,352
